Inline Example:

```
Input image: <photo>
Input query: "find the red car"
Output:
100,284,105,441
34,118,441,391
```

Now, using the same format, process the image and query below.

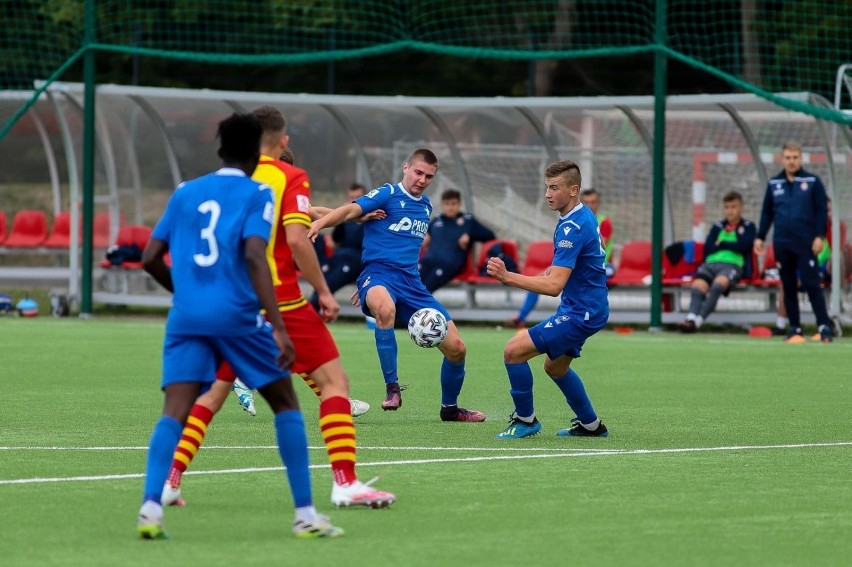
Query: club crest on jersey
296,194,311,213
800,182,809,190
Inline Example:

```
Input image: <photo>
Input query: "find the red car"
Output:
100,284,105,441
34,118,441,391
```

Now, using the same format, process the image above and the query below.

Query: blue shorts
161,323,289,391
356,265,451,324
528,312,605,360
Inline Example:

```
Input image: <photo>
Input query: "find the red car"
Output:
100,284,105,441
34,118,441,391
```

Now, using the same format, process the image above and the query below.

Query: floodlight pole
80,0,96,316
649,0,668,330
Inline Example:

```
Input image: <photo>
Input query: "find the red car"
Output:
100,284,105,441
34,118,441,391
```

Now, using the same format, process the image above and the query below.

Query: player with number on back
487,160,609,439
160,106,393,511
136,113,342,539
307,148,485,422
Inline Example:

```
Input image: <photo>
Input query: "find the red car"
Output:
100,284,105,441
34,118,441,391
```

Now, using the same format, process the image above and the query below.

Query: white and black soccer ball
407,307,449,348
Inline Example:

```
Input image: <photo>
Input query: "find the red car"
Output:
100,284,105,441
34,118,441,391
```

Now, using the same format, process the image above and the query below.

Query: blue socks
440,358,466,406
375,327,398,384
506,362,535,418
274,410,313,508
516,292,539,322
142,415,183,503
552,368,597,424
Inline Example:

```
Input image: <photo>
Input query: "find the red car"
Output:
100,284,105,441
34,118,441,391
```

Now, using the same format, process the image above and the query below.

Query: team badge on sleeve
263,201,275,223
297,194,311,213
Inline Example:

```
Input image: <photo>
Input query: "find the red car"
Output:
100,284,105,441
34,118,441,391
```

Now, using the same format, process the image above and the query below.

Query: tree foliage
0,0,849,100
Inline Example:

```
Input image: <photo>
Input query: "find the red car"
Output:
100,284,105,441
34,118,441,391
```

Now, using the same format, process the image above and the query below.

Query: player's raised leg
363,284,404,410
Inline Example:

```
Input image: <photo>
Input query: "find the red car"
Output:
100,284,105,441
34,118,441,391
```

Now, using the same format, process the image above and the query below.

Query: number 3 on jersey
193,199,220,267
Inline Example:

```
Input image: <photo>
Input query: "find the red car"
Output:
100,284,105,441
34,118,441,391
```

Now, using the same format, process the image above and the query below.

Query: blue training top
552,202,610,326
355,182,433,274
152,167,275,336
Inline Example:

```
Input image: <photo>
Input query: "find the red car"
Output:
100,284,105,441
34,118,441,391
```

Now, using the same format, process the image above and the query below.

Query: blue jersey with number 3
152,167,275,335
553,203,609,326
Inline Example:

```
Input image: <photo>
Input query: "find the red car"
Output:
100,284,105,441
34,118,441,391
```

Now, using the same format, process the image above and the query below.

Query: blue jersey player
136,113,342,540
487,160,609,439
307,148,485,422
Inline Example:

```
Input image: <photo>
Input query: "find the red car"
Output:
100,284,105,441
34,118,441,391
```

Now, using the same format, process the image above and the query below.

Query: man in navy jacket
754,140,833,343
419,189,496,292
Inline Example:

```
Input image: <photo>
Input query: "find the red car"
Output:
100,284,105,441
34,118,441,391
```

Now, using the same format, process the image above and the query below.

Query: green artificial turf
1,318,850,566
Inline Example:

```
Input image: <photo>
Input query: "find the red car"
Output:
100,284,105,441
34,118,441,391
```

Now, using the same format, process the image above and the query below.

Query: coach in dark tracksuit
754,140,833,343
419,189,496,292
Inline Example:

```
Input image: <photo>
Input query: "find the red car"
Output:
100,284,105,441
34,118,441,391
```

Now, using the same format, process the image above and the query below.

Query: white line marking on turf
2,441,850,486
0,445,618,453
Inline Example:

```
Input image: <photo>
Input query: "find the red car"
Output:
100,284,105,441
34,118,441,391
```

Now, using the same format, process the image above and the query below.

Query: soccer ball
407,308,449,348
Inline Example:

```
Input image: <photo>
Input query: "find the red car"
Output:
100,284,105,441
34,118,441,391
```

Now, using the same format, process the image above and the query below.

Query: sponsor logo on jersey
557,240,573,248
388,217,429,237
400,200,406,208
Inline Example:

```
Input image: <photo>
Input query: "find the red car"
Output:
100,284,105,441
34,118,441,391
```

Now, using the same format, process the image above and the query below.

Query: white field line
0,445,619,452
1,441,850,486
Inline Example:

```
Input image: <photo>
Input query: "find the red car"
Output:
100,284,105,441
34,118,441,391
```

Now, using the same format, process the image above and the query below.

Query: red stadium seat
750,244,779,287
465,239,519,284
608,240,652,286
42,211,125,249
43,211,73,248
4,210,48,248
99,225,153,269
662,241,704,285
94,211,123,249
0,211,7,245
450,250,476,283
521,240,554,276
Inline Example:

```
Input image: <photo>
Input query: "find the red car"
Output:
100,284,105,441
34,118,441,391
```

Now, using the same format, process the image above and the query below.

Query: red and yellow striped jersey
252,154,312,310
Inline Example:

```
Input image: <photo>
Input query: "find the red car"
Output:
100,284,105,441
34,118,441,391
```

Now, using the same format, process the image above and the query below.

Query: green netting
2,0,852,140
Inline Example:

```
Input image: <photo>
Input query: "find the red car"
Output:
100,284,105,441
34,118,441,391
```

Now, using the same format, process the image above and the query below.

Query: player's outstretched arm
244,236,295,370
308,205,333,220
486,257,570,297
141,237,173,293
307,203,364,242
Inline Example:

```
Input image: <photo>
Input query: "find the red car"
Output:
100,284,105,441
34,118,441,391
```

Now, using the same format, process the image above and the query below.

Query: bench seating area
604,239,852,313
0,209,116,253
